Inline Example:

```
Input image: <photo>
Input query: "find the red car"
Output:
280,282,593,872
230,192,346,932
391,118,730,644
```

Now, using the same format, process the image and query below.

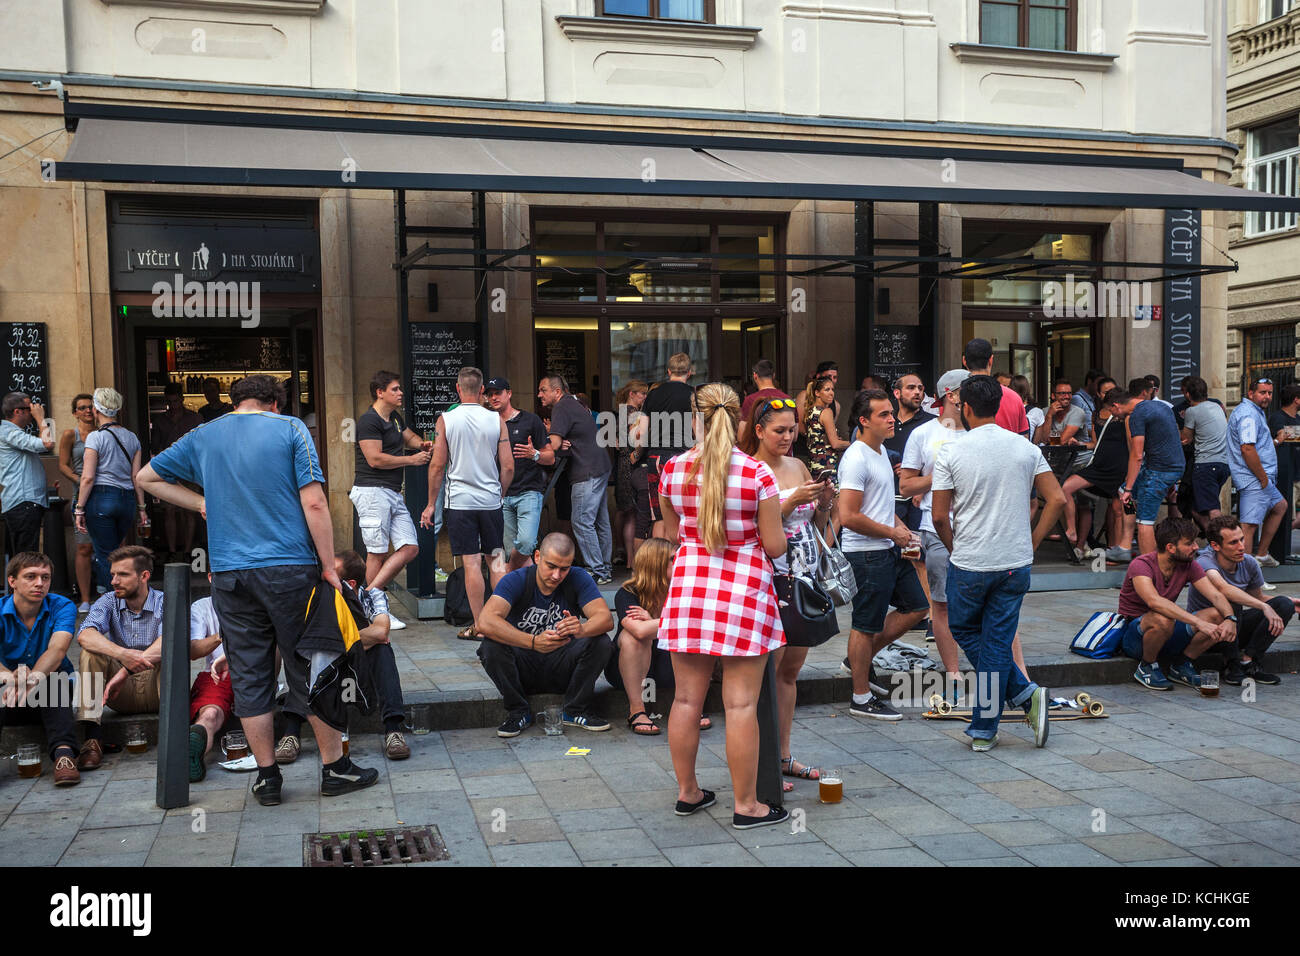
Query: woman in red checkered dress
659,383,790,831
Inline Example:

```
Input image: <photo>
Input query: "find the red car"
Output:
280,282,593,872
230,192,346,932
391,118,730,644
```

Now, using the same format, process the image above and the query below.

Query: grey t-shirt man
1182,401,1229,465
932,423,1051,573
1049,405,1093,466
1187,546,1263,613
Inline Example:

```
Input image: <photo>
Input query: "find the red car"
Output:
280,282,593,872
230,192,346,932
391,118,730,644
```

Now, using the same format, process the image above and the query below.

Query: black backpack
442,567,473,627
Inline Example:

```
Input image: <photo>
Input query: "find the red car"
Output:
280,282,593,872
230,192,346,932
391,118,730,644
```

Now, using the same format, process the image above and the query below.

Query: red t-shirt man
995,385,1030,436
740,387,792,422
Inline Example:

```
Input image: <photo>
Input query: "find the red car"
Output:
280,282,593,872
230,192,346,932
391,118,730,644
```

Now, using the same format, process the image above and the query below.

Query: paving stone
516,759,599,782
839,847,942,866
478,816,564,847
947,856,1032,866
939,792,1038,824
870,804,971,837
979,779,1081,808
160,809,243,836
1081,832,1188,862
1014,842,1122,866
568,827,659,861
318,808,400,831
533,777,621,810
61,823,160,862
449,749,525,777
389,769,464,794
805,816,912,851
911,830,1011,861
146,832,237,866
584,854,671,866
1155,758,1247,781
631,810,736,850
554,806,639,833
1191,842,1298,866
0,835,75,865
460,773,538,800
973,820,1068,847
1065,786,1181,818
468,795,551,823
489,840,582,867
1200,776,1300,805
1125,812,1240,847
1220,816,1300,847
747,842,851,866
661,842,761,866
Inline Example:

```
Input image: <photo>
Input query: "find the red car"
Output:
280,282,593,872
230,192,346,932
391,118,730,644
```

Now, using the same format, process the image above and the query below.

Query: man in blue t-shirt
138,374,377,807
0,552,80,785
1228,377,1287,565
1117,378,1187,558
476,533,613,737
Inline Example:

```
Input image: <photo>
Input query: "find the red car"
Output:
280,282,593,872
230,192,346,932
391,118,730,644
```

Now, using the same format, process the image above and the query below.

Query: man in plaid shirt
73,545,163,770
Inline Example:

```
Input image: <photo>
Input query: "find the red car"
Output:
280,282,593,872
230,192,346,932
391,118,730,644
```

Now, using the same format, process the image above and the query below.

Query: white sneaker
77,602,90,614
388,613,407,631
1262,581,1278,592
1256,554,1281,568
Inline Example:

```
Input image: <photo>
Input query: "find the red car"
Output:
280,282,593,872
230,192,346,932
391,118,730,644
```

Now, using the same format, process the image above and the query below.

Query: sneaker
388,614,407,631
1105,547,1133,564
594,574,614,587
188,724,208,783
1134,661,1173,691
1221,661,1247,687
321,757,380,797
837,656,853,678
868,664,891,697
1262,581,1278,591
1026,687,1049,749
77,602,91,614
563,712,611,732
274,734,300,765
674,788,716,817
1166,660,1202,689
1256,554,1281,568
1244,660,1282,686
384,731,411,760
497,712,533,738
971,735,999,752
924,621,935,643
433,567,449,584
849,695,903,721
251,773,283,807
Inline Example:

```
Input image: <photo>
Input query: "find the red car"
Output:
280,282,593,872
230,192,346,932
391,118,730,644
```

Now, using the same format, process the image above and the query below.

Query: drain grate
304,826,449,867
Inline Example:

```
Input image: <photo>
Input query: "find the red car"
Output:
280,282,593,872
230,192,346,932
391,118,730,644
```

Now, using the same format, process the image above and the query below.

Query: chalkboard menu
872,324,923,389
408,322,481,434
0,322,49,408
174,336,290,372
536,331,586,394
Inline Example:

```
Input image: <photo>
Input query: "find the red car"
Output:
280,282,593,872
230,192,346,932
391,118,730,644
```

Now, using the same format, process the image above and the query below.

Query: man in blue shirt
0,392,53,553
1228,377,1287,567
476,533,613,737
138,374,376,807
0,552,80,785
1117,378,1187,558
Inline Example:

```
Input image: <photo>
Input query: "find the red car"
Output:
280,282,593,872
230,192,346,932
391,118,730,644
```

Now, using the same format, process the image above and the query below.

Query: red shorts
190,670,234,722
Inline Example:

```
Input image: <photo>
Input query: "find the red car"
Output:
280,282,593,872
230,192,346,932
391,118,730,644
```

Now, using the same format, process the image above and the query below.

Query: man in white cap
899,369,968,702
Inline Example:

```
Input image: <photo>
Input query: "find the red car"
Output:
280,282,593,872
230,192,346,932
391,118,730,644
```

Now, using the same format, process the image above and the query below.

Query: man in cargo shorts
138,374,379,807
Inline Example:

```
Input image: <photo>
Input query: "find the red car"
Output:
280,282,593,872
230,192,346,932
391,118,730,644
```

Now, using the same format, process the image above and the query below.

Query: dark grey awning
55,105,1299,212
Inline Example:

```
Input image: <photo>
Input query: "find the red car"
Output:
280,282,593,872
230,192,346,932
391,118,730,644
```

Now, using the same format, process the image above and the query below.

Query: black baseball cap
484,377,511,392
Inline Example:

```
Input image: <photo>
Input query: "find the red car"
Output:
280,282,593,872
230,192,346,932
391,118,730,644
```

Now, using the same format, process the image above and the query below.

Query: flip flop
627,711,661,736
699,715,713,731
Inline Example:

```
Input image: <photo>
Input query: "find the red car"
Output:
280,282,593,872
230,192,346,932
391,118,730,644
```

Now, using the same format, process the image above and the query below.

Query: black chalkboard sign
0,322,49,409
174,335,290,372
872,324,923,389
408,322,481,434
536,331,585,395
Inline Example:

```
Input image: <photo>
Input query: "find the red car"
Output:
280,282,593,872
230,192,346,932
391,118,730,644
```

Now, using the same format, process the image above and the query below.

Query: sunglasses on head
760,398,797,415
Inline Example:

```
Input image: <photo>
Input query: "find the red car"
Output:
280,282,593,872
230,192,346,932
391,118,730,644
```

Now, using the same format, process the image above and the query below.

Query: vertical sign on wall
1163,208,1201,399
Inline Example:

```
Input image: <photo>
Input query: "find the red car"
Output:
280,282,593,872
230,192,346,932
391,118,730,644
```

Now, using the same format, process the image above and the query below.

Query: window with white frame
1245,115,1300,237
1261,0,1296,24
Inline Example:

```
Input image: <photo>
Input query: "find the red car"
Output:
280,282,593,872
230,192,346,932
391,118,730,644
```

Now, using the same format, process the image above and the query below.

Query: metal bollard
43,494,71,597
156,563,191,809
755,655,783,808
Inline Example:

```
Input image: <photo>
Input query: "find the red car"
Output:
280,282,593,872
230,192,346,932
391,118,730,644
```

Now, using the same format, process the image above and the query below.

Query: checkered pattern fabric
657,448,785,656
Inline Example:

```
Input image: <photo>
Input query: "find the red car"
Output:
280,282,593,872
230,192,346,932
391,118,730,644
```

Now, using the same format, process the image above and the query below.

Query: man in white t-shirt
188,580,231,783
900,369,967,693
931,375,1065,753
837,388,930,722
420,367,515,639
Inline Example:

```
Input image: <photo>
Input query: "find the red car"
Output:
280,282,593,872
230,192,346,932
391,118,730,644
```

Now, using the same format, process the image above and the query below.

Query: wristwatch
1226,614,1238,623
532,449,541,462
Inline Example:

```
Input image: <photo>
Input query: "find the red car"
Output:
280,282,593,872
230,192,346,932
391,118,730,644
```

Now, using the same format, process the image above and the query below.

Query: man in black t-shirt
636,352,696,539
539,374,614,584
477,533,614,737
486,377,554,571
349,371,431,605
883,373,936,526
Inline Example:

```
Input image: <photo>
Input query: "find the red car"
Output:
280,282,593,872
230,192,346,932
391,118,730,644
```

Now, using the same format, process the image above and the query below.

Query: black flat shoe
674,788,716,817
733,805,790,830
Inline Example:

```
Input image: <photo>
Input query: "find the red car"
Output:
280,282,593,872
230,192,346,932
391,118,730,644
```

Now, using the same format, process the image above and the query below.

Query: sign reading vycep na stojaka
1163,208,1201,401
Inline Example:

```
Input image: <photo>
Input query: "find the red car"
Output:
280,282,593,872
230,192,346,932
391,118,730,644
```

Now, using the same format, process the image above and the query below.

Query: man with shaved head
476,533,615,737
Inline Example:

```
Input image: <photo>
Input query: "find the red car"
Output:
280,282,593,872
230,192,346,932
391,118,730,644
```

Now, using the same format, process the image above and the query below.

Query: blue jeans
946,563,1038,740
570,472,612,578
503,490,544,560
85,485,136,591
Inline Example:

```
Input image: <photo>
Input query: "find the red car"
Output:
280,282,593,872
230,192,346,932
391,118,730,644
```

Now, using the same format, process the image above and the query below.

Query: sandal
627,711,661,736
456,625,482,641
781,755,821,781
699,715,713,731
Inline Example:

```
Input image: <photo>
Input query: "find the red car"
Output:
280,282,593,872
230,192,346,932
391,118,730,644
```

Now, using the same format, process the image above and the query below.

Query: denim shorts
1121,615,1194,661
1239,482,1285,526
920,530,949,603
846,548,929,634
502,491,544,558
1132,466,1184,524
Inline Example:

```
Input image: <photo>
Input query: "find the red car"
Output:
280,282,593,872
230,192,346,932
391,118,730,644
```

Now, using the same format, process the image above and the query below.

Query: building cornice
948,43,1116,72
554,15,760,49
780,3,935,26
99,0,325,12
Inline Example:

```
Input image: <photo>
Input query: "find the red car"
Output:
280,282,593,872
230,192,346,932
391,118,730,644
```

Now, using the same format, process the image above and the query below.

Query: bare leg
930,602,960,675
196,704,225,756
720,654,771,818
668,653,713,803
462,553,487,627
75,542,93,603
774,646,813,784
368,543,419,591
1137,522,1157,557
1255,499,1287,556
618,629,655,721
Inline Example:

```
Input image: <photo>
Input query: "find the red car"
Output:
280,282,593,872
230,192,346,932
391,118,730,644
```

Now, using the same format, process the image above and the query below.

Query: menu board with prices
408,322,482,434
0,323,49,409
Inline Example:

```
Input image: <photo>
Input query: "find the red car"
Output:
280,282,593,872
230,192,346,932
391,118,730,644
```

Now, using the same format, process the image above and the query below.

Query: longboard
922,691,1108,721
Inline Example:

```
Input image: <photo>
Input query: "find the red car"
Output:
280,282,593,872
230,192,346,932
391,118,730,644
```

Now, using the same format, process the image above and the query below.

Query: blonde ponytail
686,383,740,554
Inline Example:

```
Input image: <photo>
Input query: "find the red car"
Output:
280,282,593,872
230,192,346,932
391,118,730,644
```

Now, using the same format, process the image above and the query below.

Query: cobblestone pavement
6,679,1300,866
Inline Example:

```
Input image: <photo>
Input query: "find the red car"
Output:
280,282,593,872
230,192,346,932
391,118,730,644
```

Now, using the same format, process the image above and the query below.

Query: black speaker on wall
877,288,890,315
427,283,439,312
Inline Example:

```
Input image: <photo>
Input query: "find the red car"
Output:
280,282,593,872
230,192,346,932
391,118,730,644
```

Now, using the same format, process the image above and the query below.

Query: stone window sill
556,15,760,50
100,0,325,14
949,42,1117,72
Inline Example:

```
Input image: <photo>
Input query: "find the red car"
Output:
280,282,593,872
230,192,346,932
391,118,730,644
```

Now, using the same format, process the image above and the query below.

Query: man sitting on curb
0,552,80,785
1189,515,1291,686
275,550,412,763
74,546,163,770
1118,517,1238,691
477,532,614,737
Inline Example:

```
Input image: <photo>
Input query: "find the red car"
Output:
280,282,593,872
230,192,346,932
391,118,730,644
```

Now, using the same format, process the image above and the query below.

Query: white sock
852,692,872,705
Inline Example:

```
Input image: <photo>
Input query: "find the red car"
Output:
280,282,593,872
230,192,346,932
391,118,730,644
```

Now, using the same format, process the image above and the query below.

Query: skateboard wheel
1075,692,1091,707
927,694,944,709
1087,701,1104,717
936,700,953,716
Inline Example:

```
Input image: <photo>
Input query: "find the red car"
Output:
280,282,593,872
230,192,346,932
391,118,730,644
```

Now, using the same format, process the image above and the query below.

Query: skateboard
922,691,1107,721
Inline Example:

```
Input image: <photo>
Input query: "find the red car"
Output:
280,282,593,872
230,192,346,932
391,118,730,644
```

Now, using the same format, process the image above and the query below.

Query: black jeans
478,634,613,718
1238,597,1294,660
284,642,406,726
0,674,78,759
2,501,44,555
